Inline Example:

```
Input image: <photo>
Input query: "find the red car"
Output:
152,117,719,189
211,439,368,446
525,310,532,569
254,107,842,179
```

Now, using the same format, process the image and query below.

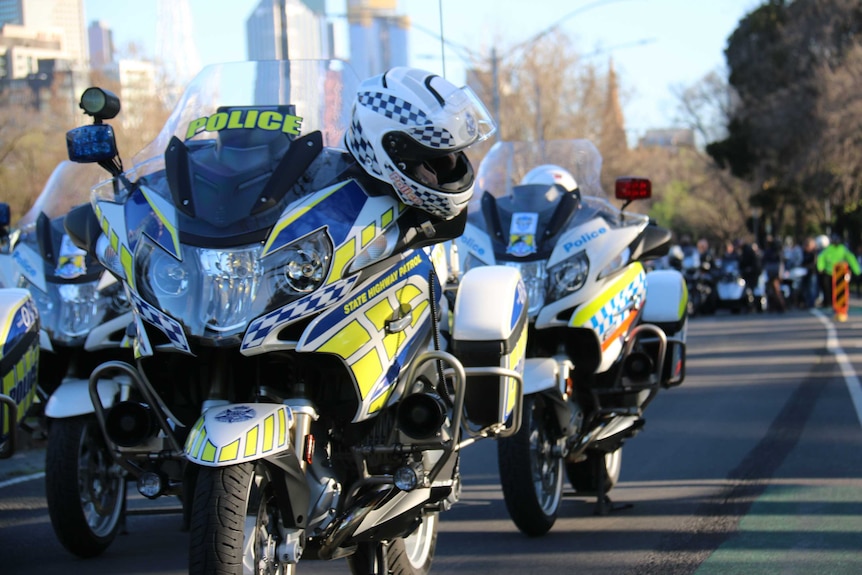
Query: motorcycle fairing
240,184,409,355
456,221,495,265
240,276,359,354
298,250,438,422
185,402,294,466
568,262,646,349
128,289,191,355
93,197,134,287
11,243,46,293
0,289,39,439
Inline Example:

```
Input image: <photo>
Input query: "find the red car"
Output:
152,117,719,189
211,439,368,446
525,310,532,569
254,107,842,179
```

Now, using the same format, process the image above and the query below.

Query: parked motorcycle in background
0,161,134,557
681,251,716,317
62,59,527,573
452,140,688,536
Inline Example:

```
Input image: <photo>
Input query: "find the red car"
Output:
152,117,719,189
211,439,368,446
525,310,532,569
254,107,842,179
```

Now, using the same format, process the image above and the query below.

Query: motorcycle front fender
45,377,120,418
523,357,581,437
523,357,564,396
184,402,295,467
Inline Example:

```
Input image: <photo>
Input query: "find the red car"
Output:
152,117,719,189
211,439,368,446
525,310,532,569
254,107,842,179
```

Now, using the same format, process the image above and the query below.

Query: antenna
438,0,446,78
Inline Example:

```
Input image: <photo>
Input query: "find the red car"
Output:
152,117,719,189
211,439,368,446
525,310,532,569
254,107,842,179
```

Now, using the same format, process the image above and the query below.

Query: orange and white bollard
832,261,850,322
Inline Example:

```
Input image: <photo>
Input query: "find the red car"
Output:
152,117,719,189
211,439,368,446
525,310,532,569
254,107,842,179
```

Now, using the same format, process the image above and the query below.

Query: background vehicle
63,59,526,573
714,258,764,313
452,140,687,536
0,161,134,557
0,288,40,459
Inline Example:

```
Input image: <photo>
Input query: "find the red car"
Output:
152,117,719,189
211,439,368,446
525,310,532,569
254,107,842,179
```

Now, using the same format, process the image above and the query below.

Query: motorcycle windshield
13,162,112,343
474,139,606,208
470,139,648,254
92,60,371,342
18,161,107,230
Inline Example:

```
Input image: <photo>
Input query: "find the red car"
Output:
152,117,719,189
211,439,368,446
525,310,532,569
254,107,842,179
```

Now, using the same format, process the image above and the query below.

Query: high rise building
87,19,112,70
0,0,86,66
246,0,331,61
346,0,409,81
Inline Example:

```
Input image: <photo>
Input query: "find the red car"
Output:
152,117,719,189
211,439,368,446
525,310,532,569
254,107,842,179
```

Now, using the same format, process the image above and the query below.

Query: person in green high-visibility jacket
816,233,861,308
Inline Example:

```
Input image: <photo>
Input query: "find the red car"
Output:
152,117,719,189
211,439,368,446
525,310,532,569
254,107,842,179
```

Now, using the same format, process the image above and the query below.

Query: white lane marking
0,471,45,490
812,308,862,427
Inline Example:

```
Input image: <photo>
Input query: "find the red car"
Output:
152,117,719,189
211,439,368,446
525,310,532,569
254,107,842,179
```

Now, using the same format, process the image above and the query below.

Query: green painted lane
696,483,862,574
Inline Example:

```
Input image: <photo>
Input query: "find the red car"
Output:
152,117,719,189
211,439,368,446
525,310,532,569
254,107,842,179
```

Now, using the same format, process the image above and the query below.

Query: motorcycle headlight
279,231,332,293
548,251,589,301
56,282,103,340
19,276,107,344
135,229,333,339
504,261,547,318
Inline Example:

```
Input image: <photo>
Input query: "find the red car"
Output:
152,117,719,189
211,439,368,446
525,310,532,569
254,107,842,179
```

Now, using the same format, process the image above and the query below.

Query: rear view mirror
615,177,652,201
66,124,118,163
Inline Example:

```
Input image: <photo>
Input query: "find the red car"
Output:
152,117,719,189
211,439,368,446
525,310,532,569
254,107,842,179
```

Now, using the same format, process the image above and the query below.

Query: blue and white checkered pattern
242,278,357,351
358,91,429,126
383,161,455,219
589,272,647,339
128,291,191,354
409,125,454,149
346,117,383,176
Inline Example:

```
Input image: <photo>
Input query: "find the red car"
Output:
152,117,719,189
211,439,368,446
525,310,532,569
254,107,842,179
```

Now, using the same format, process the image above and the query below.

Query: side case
641,269,687,387
450,266,527,429
0,288,40,458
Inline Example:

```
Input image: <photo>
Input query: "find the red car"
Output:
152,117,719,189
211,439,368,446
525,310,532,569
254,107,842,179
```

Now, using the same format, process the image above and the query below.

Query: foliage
0,71,172,227
711,0,862,244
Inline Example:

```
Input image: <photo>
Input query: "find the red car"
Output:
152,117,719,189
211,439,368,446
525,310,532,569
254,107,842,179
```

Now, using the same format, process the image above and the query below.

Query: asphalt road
2,306,861,574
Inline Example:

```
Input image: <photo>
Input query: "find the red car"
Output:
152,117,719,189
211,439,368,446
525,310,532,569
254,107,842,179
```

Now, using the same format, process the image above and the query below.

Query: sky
83,0,762,137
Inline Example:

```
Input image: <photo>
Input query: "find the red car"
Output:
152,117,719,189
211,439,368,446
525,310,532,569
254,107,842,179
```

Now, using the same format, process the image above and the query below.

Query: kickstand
592,454,633,516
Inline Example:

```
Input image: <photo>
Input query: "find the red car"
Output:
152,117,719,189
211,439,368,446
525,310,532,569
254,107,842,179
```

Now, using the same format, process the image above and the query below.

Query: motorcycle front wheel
45,415,127,558
497,395,563,536
190,461,293,575
565,447,623,494
346,512,438,575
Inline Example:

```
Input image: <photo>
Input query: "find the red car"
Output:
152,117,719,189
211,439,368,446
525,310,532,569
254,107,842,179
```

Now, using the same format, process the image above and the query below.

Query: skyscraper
87,20,112,70
346,0,409,81
0,0,86,66
246,0,331,61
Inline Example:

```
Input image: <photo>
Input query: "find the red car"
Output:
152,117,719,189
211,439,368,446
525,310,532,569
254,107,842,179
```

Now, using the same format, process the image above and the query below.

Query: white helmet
815,234,830,250
520,164,578,193
345,67,496,219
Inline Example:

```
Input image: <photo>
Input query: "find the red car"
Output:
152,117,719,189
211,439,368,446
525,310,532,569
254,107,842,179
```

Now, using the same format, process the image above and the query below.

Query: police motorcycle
0,287,40,459
62,60,526,574
0,161,135,557
452,140,687,536
0,207,41,459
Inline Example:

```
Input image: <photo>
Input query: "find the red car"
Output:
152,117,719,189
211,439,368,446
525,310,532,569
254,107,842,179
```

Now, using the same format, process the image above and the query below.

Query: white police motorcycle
452,139,688,535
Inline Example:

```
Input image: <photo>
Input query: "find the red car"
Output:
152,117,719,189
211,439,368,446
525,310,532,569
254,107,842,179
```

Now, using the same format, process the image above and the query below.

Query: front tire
45,416,126,558
347,512,438,575
497,395,563,536
190,462,293,575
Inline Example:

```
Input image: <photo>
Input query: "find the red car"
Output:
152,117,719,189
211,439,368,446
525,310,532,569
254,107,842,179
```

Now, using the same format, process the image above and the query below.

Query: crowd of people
665,232,862,314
